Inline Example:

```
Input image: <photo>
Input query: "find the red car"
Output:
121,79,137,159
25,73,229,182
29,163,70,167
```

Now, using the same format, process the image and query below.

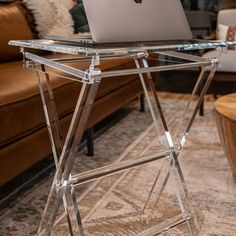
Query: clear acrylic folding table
9,39,236,236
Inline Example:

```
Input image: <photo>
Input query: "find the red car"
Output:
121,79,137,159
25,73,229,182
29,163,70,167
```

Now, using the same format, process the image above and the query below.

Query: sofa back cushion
218,9,236,26
0,2,34,62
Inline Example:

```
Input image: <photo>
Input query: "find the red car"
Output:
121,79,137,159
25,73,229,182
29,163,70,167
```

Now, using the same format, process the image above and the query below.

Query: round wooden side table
215,93,236,178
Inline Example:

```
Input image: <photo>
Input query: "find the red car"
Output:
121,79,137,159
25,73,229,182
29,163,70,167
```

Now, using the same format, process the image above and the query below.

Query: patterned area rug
1,97,236,235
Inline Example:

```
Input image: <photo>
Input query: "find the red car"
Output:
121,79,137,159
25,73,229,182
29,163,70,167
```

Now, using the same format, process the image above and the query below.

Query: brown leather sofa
0,2,158,186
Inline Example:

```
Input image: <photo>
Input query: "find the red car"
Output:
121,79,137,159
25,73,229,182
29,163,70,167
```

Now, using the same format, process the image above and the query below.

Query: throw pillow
22,0,75,37
217,24,236,49
69,3,90,33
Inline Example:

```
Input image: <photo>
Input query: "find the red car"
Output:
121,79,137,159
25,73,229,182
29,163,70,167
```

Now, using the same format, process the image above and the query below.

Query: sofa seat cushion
203,49,236,72
0,57,139,147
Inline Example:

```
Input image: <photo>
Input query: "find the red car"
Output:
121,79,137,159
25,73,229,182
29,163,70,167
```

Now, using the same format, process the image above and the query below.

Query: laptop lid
82,0,193,43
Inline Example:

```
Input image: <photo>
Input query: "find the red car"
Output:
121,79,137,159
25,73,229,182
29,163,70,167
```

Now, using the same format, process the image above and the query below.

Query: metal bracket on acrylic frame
22,49,217,236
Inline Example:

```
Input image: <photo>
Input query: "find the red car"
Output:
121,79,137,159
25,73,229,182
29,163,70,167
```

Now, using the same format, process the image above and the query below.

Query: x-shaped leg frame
23,52,102,236
23,50,217,236
134,51,217,235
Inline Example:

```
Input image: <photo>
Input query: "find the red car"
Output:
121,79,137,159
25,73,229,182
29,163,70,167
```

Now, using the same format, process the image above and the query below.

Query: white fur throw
23,0,75,37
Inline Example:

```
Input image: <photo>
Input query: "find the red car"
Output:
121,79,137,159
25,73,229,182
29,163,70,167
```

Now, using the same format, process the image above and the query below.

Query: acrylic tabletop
9,38,236,56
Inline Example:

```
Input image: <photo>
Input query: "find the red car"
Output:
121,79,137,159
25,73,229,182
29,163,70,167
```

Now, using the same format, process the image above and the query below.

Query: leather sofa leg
199,78,204,116
140,93,145,112
86,128,94,156
199,100,204,116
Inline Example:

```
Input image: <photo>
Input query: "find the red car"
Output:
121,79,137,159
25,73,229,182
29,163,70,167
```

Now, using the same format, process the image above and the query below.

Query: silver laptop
46,0,192,45
82,0,192,43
